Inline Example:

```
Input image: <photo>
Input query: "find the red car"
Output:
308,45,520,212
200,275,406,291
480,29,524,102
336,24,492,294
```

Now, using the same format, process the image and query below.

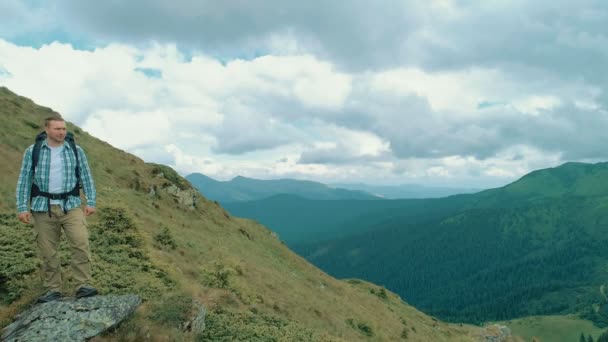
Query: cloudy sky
1,0,607,188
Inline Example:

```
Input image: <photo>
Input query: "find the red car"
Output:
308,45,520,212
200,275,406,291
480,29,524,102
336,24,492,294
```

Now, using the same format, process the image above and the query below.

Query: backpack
30,131,82,216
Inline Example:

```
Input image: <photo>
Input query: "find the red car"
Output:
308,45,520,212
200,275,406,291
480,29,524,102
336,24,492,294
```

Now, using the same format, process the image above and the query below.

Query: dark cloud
54,0,421,69
52,0,608,78
297,146,388,165
514,104,608,160
211,107,296,154
298,147,358,164
315,89,608,161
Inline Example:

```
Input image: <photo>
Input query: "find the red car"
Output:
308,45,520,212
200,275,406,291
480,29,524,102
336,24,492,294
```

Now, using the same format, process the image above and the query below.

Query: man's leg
32,206,63,293
60,207,93,291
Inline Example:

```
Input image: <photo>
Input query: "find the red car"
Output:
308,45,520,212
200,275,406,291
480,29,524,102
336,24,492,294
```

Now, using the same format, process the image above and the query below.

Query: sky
1,0,607,188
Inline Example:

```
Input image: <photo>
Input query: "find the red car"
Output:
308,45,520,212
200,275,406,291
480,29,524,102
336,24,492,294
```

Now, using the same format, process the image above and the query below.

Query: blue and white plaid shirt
16,140,96,213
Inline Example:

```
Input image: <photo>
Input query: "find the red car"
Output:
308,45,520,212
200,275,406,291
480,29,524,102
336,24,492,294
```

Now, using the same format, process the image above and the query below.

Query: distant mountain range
225,162,608,326
185,173,381,202
186,172,482,203
330,183,483,199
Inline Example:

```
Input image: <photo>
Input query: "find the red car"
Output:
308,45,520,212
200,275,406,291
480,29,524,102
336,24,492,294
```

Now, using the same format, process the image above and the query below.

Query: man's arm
77,146,96,213
16,147,33,223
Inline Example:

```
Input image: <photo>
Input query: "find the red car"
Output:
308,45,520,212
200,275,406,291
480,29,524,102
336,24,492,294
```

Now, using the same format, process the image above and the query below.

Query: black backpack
30,131,82,216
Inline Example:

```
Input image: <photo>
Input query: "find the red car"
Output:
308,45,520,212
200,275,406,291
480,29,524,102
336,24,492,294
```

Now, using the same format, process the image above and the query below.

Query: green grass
498,315,605,342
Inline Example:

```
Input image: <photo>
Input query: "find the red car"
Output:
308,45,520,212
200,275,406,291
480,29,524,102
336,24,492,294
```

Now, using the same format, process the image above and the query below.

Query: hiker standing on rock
16,116,98,303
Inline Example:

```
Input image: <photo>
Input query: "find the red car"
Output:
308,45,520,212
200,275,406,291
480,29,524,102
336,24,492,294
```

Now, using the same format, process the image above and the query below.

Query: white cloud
512,95,562,116
83,109,172,149
371,67,498,115
3,0,608,192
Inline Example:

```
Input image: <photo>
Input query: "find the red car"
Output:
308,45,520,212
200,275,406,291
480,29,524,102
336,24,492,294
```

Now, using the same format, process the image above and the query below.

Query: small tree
588,334,595,342
597,330,608,342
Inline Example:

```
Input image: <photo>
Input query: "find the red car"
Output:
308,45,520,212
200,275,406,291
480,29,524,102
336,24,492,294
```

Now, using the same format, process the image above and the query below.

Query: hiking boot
37,291,62,303
75,285,98,298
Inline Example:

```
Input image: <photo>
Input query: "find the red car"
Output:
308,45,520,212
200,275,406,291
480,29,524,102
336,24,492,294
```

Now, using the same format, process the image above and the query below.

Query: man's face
45,120,67,145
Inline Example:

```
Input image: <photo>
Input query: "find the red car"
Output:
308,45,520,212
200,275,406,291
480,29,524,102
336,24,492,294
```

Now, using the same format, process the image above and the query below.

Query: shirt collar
42,140,71,150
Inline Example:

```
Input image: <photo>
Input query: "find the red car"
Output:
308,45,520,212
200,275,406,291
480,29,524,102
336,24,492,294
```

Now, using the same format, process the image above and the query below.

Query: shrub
0,213,38,303
154,226,177,249
357,322,374,337
150,293,193,329
197,309,330,342
88,207,175,299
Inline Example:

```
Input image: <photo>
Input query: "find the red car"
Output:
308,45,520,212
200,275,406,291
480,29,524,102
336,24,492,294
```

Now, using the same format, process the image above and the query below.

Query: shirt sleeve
77,146,96,207
15,146,34,213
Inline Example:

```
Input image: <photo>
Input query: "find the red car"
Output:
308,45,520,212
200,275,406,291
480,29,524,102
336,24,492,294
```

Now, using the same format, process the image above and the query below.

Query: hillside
186,172,380,203
0,87,491,341
293,162,608,325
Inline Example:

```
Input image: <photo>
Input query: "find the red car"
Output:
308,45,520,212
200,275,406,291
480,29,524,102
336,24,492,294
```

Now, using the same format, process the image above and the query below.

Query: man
16,116,98,303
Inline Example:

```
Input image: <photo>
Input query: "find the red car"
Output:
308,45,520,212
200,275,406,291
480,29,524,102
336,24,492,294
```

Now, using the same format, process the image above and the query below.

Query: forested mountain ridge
0,87,492,341
469,161,608,207
294,162,608,325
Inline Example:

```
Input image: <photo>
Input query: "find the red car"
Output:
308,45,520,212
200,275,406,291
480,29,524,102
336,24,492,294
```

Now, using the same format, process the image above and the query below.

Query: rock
2,294,141,342
190,301,206,334
164,184,198,209
182,300,206,334
479,324,513,342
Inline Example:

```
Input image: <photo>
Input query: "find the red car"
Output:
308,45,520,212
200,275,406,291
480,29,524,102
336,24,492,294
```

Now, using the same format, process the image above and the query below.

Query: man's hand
17,212,31,224
84,206,96,216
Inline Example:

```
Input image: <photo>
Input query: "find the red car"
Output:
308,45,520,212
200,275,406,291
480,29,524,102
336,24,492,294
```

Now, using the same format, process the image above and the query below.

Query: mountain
224,194,468,244
0,87,488,341
186,172,380,202
293,162,608,325
331,182,483,199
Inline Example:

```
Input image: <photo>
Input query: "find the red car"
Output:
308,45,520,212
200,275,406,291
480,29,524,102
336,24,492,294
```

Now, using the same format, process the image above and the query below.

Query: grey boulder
2,294,141,342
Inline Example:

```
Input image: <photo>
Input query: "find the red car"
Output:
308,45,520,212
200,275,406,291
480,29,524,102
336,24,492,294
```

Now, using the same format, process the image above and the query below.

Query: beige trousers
32,205,92,292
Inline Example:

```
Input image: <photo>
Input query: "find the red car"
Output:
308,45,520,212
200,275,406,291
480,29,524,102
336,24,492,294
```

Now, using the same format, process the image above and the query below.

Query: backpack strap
65,132,81,185
31,131,47,177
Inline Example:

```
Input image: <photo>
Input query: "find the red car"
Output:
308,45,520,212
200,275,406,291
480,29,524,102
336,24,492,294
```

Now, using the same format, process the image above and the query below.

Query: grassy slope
498,315,604,342
0,87,487,341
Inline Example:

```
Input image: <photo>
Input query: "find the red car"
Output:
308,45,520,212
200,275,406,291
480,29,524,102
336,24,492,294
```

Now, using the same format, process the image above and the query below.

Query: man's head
44,116,66,146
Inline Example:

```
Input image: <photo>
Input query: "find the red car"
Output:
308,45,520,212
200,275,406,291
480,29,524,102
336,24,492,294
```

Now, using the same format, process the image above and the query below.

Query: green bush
197,309,329,342
89,207,174,299
0,213,38,303
150,293,193,329
357,322,374,337
370,287,388,300
154,226,177,250
201,263,232,289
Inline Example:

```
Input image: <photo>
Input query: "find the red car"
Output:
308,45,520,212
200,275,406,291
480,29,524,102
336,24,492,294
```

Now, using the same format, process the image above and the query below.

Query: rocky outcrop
183,300,206,334
164,184,198,209
479,324,516,342
2,294,141,342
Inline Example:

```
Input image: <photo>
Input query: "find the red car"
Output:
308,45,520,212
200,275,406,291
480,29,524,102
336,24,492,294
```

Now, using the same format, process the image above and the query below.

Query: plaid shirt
16,140,96,213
